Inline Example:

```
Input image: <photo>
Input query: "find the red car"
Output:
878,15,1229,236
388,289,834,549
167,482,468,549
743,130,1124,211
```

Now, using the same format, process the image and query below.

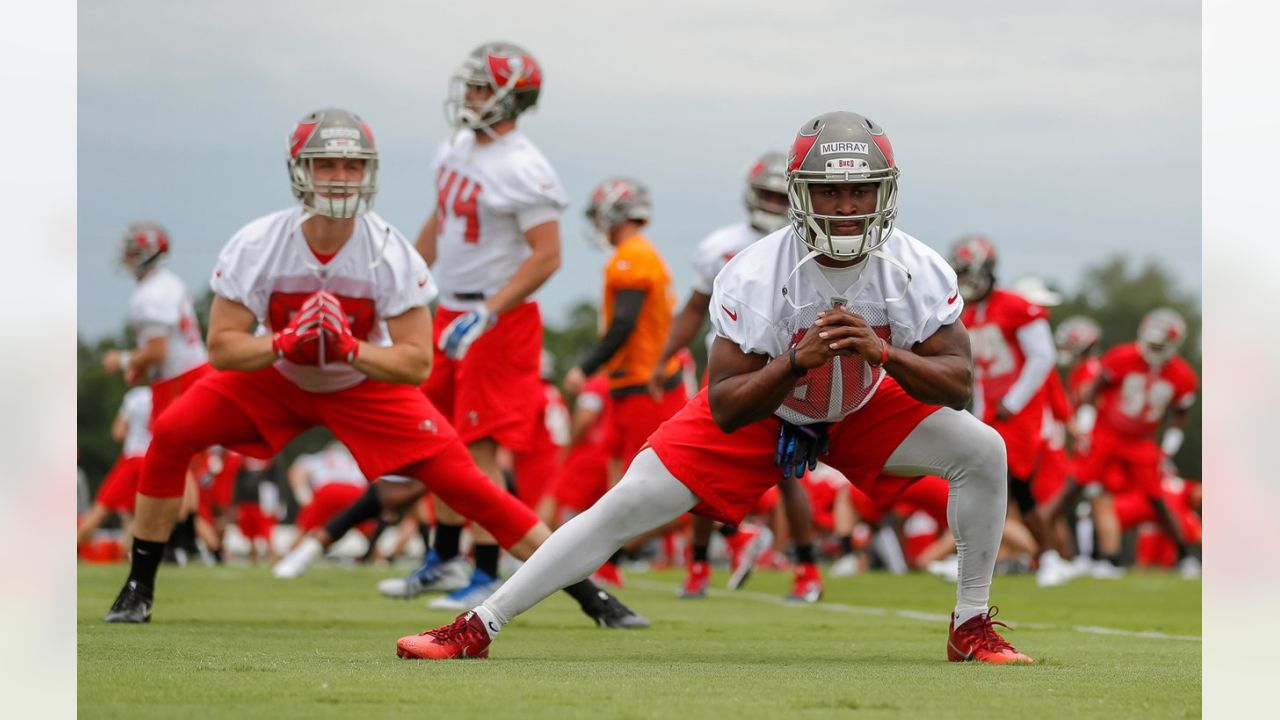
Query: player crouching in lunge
104,107,646,631
398,111,1032,664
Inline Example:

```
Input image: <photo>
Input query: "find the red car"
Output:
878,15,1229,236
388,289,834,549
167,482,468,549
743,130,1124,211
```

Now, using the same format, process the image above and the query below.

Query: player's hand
272,291,327,364
995,401,1014,422
102,350,123,374
812,308,887,365
647,366,666,401
312,291,359,364
124,365,145,386
774,419,830,480
564,366,587,395
439,305,496,360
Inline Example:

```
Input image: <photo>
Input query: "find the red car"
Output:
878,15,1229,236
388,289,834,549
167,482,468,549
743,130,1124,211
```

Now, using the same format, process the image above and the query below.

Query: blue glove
774,419,830,480
438,306,496,360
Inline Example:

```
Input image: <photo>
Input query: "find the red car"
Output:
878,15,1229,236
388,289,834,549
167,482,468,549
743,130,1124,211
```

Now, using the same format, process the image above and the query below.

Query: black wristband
789,346,807,377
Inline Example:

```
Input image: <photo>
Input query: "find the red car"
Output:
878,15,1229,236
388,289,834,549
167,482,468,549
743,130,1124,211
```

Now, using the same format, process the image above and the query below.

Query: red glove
312,291,360,364
272,293,327,364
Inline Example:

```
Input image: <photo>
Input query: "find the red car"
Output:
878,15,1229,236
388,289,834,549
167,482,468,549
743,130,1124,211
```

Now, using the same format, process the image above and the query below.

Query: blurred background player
232,455,283,565
272,440,372,577
77,386,153,551
645,152,818,601
511,350,571,516
106,107,645,630
949,235,1069,583
1072,308,1200,578
564,176,688,587
409,41,568,609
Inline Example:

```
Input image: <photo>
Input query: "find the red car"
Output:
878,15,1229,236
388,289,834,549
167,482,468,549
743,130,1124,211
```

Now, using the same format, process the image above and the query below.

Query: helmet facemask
787,170,898,260
744,152,790,234
1137,308,1186,368
290,155,377,220
444,45,540,137
119,222,169,279
584,179,651,250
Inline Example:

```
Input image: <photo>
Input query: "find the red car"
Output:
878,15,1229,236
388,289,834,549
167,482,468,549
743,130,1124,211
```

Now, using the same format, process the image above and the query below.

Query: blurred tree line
77,255,1200,493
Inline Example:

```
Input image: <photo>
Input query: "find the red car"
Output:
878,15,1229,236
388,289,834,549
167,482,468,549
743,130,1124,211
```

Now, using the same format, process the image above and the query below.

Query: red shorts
424,302,543,451
297,484,376,536
1077,426,1162,496
648,378,940,526
512,442,561,509
189,367,460,481
553,445,610,512
891,475,950,528
752,485,781,516
607,384,689,468
235,502,276,541
802,474,842,532
987,407,1044,480
1113,487,1201,541
1032,446,1068,506
97,455,144,513
151,363,213,424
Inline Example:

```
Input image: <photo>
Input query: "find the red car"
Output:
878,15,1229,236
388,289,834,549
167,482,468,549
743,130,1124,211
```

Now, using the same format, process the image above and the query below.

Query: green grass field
78,563,1201,719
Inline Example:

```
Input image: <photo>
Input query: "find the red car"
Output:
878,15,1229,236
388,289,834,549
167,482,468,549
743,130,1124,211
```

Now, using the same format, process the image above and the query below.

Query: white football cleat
272,536,324,579
1178,555,1202,579
830,553,860,578
927,555,960,583
1035,550,1073,587
1089,559,1125,580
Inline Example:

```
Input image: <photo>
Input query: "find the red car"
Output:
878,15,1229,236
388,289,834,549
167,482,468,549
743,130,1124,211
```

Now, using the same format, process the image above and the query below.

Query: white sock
954,607,989,626
474,604,503,639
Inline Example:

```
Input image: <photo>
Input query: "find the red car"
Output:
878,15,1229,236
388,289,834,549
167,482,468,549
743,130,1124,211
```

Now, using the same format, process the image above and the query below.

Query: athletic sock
322,484,381,540
795,543,815,565
434,523,463,561
954,606,988,626
839,536,854,556
1102,553,1122,567
475,544,500,579
167,516,195,556
127,538,166,591
718,524,739,538
418,521,432,549
474,603,503,638
692,545,709,563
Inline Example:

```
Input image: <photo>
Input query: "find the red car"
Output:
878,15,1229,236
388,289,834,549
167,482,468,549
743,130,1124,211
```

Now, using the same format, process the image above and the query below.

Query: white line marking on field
626,579,1201,642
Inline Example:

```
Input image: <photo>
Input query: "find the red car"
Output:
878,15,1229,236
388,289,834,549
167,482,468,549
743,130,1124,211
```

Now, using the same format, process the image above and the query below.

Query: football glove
272,292,327,364
774,419,830,480
439,305,496,360
312,291,360,365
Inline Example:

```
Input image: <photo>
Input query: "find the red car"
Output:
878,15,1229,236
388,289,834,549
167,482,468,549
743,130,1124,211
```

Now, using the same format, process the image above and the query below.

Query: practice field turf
78,563,1201,719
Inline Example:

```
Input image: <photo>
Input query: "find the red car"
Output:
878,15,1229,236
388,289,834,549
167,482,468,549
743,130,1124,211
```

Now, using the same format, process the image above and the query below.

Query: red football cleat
947,607,1034,664
786,562,824,603
725,525,773,591
591,561,624,588
396,611,492,660
680,560,711,598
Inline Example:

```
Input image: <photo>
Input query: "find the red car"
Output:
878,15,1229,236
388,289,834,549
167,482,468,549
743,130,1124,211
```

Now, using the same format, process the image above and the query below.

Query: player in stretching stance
104,107,646,629
399,111,1032,664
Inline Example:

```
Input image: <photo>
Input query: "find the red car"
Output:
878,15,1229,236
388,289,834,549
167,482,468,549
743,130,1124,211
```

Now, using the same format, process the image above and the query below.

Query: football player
646,152,821,601
104,107,646,631
77,387,152,549
562,176,689,587
270,441,373,577
949,236,1069,584
1073,308,1200,577
400,111,1032,664
394,42,566,609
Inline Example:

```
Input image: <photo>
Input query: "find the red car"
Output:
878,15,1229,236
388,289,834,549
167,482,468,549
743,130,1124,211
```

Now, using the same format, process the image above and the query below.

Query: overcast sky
78,0,1200,339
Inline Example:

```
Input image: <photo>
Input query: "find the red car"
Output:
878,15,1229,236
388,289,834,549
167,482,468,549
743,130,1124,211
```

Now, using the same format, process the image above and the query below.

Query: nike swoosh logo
947,292,959,304
949,639,975,661
721,305,738,321
418,278,427,288
488,622,500,634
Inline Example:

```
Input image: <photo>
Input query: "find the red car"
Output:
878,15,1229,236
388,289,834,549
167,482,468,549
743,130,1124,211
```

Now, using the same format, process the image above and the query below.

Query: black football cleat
583,590,650,629
105,580,153,623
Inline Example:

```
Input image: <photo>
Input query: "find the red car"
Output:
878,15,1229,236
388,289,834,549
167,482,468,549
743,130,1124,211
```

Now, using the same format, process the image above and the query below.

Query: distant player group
85,40,1201,668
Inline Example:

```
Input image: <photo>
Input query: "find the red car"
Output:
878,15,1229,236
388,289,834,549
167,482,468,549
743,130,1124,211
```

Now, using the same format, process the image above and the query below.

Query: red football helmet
1137,307,1186,368
948,234,997,303
1054,315,1101,365
120,221,170,277
445,42,543,133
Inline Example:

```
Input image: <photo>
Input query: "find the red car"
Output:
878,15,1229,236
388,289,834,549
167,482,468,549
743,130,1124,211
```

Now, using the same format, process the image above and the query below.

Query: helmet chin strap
780,246,913,312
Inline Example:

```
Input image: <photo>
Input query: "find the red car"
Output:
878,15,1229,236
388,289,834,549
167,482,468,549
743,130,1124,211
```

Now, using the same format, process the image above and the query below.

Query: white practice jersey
210,207,437,393
710,227,962,425
130,267,208,381
295,445,366,489
430,129,567,310
120,386,153,457
691,221,764,354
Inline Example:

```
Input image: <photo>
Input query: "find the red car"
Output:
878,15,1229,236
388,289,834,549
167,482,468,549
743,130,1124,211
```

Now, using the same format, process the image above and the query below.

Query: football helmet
287,108,378,219
786,111,899,260
120,221,170,277
445,42,542,133
948,234,997,303
1054,315,1101,366
584,177,652,249
1137,307,1186,368
744,151,789,234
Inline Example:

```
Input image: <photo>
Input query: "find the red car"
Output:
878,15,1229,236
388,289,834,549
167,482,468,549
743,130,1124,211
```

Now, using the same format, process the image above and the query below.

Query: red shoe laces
425,615,486,645
962,607,1017,654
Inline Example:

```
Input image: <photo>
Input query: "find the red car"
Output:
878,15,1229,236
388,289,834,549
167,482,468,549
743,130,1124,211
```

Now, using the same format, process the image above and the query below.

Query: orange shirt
601,234,678,390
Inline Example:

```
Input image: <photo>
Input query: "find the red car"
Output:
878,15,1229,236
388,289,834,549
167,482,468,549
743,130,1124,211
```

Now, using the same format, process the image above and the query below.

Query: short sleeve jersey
691,221,764,354
961,288,1050,421
1094,342,1198,438
601,235,679,389
210,207,437,393
431,129,567,310
120,386,153,457
296,446,367,489
130,267,208,380
710,227,962,425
